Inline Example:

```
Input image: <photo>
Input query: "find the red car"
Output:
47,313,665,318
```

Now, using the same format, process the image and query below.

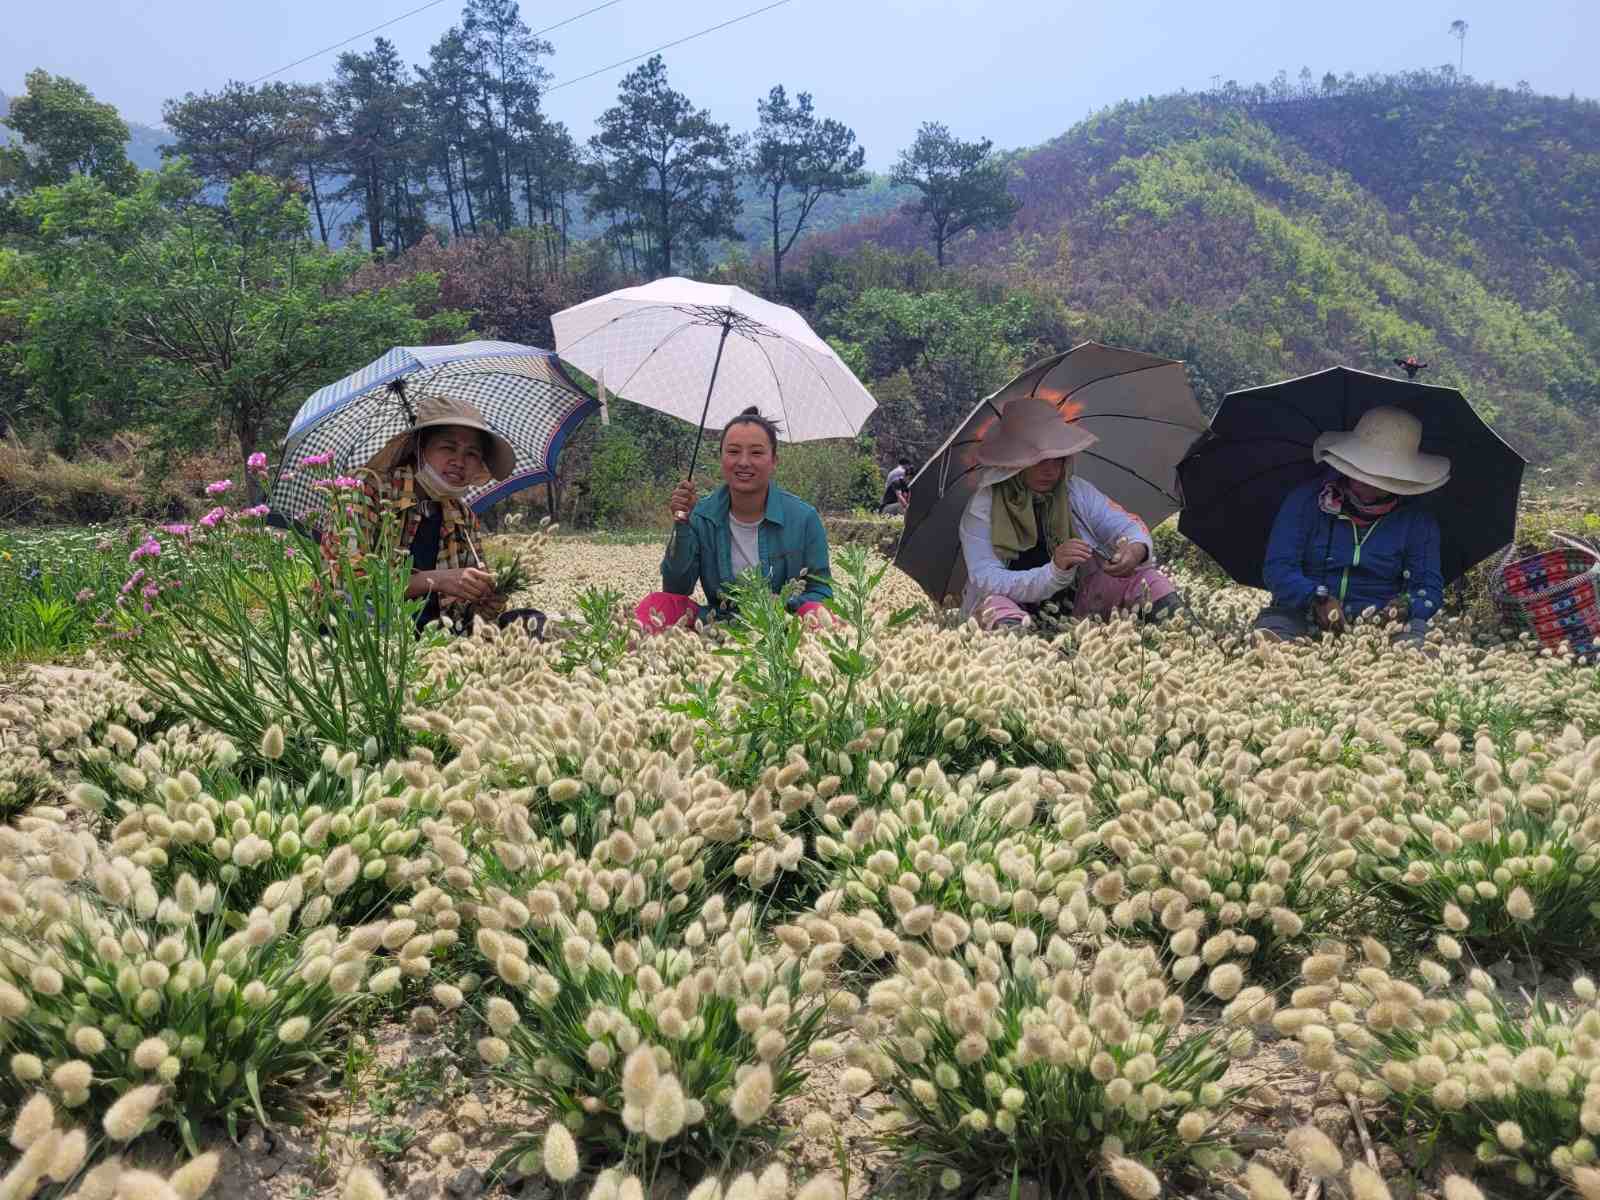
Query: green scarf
989,472,1074,565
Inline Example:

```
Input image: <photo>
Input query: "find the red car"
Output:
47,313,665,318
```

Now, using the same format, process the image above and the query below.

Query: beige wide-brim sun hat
1311,405,1450,496
974,396,1099,470
365,394,516,482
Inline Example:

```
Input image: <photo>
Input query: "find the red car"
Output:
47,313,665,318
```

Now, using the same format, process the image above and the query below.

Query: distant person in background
880,457,913,515
1254,406,1448,648
959,398,1181,629
636,406,833,632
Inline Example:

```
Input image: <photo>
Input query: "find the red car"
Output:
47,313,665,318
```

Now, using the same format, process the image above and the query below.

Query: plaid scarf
1318,479,1398,527
321,465,482,622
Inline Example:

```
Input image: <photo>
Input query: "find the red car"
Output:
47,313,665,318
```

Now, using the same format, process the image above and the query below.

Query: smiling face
720,421,777,501
1020,457,1068,494
420,426,487,488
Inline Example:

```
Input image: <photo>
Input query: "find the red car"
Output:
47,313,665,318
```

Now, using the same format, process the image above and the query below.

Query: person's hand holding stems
1100,538,1149,578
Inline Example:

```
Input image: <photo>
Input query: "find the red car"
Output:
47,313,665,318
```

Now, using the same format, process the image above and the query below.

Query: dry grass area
7,538,1600,1200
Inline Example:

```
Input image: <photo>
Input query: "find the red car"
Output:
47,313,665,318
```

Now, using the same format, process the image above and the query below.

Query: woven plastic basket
1490,533,1600,657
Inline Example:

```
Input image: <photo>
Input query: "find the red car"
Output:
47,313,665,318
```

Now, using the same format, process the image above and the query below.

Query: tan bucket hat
974,397,1098,470
1312,406,1450,496
365,393,517,482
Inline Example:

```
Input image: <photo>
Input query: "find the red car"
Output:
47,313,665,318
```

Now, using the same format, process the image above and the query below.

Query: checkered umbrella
272,341,594,521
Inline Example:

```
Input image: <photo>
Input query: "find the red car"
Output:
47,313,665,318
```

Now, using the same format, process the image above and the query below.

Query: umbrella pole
668,320,733,559
684,321,733,482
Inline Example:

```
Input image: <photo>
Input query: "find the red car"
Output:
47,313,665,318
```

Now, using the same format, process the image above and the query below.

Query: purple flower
206,479,234,496
141,583,160,600
332,475,362,490
198,506,227,529
159,523,193,538
284,545,298,560
128,539,161,564
120,569,146,596
247,452,269,473
301,450,335,468
239,504,270,519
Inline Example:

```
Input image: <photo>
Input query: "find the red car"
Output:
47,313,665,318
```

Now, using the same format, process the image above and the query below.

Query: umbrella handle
672,320,733,530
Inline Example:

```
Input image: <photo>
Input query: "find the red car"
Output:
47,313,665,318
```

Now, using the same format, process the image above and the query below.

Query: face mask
416,460,468,501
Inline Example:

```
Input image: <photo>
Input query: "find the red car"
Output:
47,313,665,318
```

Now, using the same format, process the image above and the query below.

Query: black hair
720,406,780,454
897,456,912,466
412,424,491,466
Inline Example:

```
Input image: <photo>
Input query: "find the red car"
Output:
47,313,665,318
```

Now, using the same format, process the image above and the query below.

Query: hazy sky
5,0,1595,168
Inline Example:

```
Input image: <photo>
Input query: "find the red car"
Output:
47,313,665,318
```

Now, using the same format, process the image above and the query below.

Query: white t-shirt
729,514,762,578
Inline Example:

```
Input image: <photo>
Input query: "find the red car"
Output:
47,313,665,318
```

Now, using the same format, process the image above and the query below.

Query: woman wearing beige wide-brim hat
321,394,519,632
958,397,1182,629
1255,405,1451,645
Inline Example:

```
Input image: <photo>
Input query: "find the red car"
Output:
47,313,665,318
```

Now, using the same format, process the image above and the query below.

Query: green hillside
804,71,1600,475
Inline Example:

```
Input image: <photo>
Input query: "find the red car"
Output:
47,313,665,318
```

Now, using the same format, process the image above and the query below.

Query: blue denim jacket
661,484,833,615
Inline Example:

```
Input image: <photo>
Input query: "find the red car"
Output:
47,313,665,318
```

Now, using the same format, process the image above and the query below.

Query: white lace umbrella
551,277,877,479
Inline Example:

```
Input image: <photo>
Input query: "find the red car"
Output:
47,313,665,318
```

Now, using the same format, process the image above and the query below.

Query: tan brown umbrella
893,342,1208,607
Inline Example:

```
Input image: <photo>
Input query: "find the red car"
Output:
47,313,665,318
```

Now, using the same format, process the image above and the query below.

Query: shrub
863,941,1250,1194
1351,725,1600,963
73,724,435,925
110,466,436,775
1286,940,1600,1192
0,813,384,1150
471,897,845,1177
2,1089,222,1199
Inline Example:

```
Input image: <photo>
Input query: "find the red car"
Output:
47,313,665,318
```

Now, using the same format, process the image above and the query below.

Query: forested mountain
804,71,1600,474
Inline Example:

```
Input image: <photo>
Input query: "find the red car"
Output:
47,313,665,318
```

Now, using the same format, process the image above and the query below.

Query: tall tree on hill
890,122,1019,266
160,81,337,244
512,106,580,271
0,70,137,200
329,39,422,255
1449,20,1469,74
418,26,483,236
749,86,867,288
462,0,552,232
586,55,742,275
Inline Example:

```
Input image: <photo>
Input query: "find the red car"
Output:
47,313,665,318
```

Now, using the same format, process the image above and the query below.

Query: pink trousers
635,592,827,634
975,560,1176,630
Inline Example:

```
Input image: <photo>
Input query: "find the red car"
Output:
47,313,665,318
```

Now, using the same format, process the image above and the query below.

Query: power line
546,0,792,93
245,0,626,87
247,0,452,85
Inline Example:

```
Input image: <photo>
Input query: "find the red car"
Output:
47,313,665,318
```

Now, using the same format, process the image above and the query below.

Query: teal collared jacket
661,483,833,615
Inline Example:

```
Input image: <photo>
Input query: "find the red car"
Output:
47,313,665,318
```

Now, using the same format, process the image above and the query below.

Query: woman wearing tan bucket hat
322,393,519,633
1255,406,1450,645
960,397,1181,629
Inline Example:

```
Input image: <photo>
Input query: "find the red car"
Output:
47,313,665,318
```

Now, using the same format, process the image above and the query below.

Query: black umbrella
1176,366,1525,590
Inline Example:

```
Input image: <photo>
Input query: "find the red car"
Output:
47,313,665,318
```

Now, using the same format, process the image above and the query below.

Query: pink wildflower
206,479,234,496
119,569,146,596
301,450,335,468
199,507,228,529
239,504,270,519
247,452,269,473
332,476,362,490
128,539,161,564
141,584,160,600
159,523,192,538
283,545,298,559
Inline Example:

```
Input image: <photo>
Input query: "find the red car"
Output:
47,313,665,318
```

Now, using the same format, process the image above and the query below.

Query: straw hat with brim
975,397,1099,470
1311,406,1450,496
365,394,516,482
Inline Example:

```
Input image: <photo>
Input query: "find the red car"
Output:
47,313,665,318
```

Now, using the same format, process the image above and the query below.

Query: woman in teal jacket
636,407,833,631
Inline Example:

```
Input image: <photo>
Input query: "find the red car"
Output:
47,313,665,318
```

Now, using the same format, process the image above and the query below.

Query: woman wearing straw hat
1254,406,1450,645
960,398,1181,629
325,394,528,634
